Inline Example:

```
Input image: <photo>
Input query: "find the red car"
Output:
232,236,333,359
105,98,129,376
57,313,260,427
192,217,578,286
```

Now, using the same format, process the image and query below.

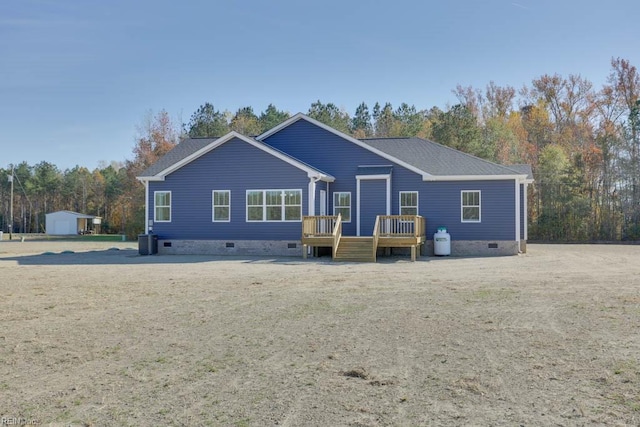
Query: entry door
359,179,387,236
319,190,327,215
319,190,327,233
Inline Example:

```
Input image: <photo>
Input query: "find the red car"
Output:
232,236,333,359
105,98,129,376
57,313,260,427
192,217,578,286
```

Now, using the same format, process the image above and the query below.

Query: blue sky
1,0,639,171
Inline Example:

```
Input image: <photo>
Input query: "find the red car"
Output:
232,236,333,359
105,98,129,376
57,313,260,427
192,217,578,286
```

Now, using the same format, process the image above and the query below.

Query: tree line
1,57,638,241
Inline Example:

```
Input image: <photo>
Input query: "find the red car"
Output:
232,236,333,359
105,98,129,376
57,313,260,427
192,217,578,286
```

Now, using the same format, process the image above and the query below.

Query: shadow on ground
0,248,433,266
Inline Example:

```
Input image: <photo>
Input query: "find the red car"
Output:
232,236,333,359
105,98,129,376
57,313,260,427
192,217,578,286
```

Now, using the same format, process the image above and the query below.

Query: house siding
360,179,387,235
263,119,424,235
148,137,310,240
420,180,516,241
263,119,518,242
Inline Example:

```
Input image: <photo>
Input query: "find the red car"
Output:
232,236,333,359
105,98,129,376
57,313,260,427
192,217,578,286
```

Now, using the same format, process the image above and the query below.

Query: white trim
212,190,231,222
515,180,521,243
245,189,303,222
386,178,391,216
355,174,391,180
144,180,150,232
356,180,360,236
144,131,334,183
399,191,419,216
154,190,172,223
461,190,481,223
257,113,432,180
524,182,529,241
333,192,351,223
425,174,528,182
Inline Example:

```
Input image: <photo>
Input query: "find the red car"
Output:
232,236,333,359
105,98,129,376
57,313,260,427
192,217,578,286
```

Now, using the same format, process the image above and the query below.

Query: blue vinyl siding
419,180,516,241
148,137,309,240
360,179,387,235
264,119,518,241
264,119,424,235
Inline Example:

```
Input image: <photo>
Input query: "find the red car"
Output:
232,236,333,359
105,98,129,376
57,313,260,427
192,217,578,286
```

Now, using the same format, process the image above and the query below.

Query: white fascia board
424,174,528,182
355,174,391,180
257,113,432,180
137,176,165,182
146,131,334,182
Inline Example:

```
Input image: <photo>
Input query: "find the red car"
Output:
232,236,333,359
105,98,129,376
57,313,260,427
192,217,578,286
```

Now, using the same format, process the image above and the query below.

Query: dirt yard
0,241,639,426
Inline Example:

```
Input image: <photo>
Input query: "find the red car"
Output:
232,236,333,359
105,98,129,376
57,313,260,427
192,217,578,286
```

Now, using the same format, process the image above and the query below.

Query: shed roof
46,210,97,219
356,165,393,176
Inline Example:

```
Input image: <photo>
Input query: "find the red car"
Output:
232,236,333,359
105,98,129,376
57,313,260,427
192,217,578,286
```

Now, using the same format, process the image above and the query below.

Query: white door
319,190,327,233
319,190,327,216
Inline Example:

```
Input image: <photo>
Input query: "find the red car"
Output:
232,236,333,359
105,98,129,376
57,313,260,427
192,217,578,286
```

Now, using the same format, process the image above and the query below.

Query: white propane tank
434,226,451,256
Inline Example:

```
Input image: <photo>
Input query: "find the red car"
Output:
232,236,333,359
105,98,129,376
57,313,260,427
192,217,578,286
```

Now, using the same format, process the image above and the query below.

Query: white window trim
212,190,231,222
154,190,171,223
399,191,419,216
461,190,481,223
333,192,352,223
245,189,303,222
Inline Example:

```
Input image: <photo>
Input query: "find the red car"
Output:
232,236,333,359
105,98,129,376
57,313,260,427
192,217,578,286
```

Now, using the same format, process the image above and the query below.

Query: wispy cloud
511,2,531,10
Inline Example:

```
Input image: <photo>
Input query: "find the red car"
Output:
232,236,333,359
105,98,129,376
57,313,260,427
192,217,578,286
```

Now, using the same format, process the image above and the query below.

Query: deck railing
332,214,342,259
372,215,380,261
377,215,425,237
302,215,339,237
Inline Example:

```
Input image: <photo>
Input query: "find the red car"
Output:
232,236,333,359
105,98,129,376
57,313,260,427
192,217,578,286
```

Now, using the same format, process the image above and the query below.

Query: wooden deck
302,215,426,262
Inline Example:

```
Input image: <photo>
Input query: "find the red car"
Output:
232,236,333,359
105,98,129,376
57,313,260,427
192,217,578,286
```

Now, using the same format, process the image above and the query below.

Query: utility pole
9,166,14,240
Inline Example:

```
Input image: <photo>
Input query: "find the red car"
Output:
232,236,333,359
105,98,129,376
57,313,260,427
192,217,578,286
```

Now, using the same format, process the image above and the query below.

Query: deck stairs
333,236,376,262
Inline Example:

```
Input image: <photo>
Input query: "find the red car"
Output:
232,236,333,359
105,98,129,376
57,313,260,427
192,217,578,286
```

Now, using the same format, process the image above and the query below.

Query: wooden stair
334,237,376,262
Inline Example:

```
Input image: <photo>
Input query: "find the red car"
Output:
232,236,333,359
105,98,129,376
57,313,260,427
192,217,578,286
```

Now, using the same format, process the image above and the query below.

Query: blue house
137,113,533,260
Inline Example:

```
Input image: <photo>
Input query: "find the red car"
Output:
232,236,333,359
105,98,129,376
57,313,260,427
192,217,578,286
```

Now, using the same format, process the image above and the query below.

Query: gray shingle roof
506,164,534,180
360,137,526,177
138,136,334,179
139,138,218,177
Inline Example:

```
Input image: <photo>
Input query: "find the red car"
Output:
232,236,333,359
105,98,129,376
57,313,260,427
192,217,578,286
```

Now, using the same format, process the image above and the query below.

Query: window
213,190,230,222
461,190,481,222
154,191,171,222
246,190,302,222
333,192,351,222
400,191,418,216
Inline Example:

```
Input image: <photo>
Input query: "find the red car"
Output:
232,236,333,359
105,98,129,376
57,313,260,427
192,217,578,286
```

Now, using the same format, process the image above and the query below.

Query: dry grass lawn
0,241,639,426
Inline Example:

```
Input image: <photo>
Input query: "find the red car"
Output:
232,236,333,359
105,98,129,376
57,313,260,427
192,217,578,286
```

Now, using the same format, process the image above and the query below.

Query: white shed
45,210,101,235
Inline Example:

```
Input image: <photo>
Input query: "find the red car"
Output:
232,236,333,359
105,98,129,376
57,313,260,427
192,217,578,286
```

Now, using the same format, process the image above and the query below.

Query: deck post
302,244,308,259
411,245,416,262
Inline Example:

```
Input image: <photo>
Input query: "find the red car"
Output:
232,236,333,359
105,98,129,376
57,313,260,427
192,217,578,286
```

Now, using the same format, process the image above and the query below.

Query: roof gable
258,113,530,182
137,131,334,182
257,113,432,179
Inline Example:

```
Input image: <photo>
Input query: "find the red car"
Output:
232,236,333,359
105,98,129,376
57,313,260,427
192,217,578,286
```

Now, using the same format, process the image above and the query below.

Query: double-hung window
212,190,230,222
246,190,302,221
333,192,351,222
461,190,481,222
154,191,171,222
399,191,418,216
